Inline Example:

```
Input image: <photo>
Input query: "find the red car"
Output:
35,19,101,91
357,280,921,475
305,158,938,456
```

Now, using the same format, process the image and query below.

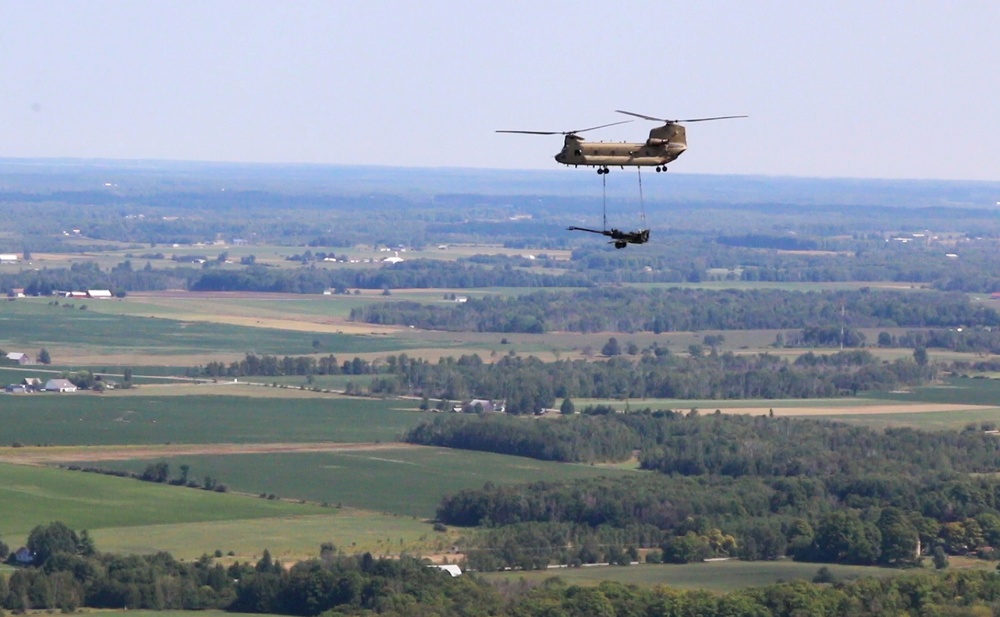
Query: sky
2,1,999,181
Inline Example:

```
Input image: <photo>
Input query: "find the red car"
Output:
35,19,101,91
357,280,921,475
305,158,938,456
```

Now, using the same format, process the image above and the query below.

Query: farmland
0,297,417,358
6,166,1000,607
66,445,635,518
0,395,423,446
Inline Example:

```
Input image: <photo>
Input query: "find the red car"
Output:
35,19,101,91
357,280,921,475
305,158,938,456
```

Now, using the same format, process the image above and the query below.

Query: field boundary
0,441,419,465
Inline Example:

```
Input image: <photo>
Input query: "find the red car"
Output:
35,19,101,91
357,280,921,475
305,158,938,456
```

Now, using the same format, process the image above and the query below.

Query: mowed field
0,394,423,446
483,560,896,592
66,446,635,518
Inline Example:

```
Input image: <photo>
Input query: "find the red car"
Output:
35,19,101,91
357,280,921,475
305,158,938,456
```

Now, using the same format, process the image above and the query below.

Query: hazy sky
2,1,998,181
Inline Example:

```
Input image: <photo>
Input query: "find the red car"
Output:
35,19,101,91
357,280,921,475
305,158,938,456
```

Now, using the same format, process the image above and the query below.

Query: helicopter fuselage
554,139,686,168
553,123,688,169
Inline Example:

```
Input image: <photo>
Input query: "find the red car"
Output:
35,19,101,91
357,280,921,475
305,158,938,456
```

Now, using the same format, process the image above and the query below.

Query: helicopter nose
554,152,564,163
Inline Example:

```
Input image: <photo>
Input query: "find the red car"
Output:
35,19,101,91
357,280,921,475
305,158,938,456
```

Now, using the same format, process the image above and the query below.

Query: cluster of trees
895,328,1000,354
371,350,931,409
438,472,1000,569
197,353,370,378
61,461,227,492
415,412,1000,477
190,260,589,294
406,414,638,463
351,287,999,334
17,522,1000,616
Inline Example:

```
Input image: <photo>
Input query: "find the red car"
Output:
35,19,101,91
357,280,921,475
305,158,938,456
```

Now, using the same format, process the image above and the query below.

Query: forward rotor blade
497,119,631,136
496,130,561,135
570,119,632,134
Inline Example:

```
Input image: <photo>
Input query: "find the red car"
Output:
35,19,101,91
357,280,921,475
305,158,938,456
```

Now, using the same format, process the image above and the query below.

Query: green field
0,462,320,540
574,396,895,412
0,395,423,446
74,446,635,518
826,408,1000,431
92,512,445,562
482,560,896,592
869,376,1000,406
0,298,414,356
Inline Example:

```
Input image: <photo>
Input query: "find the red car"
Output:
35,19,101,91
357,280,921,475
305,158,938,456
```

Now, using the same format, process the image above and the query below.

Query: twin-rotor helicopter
497,110,746,247
498,110,747,174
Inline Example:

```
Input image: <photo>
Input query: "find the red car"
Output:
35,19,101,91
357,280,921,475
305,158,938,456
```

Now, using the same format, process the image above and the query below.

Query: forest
410,412,1000,570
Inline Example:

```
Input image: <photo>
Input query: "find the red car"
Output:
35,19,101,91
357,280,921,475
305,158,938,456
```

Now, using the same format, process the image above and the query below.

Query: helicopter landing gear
655,166,668,173
614,241,627,249
597,166,610,175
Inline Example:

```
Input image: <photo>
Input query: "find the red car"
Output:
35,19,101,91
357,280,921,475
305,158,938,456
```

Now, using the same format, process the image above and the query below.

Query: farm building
23,377,42,389
464,399,506,413
14,547,34,564
5,352,32,365
0,254,18,264
44,379,78,393
6,288,25,298
5,384,29,393
430,565,462,577
87,289,113,299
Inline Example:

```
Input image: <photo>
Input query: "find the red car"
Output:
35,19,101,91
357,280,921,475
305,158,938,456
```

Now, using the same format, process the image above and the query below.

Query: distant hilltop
0,157,998,209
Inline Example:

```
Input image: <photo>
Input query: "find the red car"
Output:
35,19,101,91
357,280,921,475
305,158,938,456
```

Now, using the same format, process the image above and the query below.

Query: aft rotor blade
615,110,664,122
677,115,749,123
616,110,748,124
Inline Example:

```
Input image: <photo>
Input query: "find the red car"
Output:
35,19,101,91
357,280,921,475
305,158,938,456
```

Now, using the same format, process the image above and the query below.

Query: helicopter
497,110,747,174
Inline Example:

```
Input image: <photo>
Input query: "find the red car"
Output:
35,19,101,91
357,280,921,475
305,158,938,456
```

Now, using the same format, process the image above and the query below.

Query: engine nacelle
646,138,668,146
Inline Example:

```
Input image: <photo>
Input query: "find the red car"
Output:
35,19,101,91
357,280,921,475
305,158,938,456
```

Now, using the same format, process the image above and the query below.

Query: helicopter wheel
655,166,661,173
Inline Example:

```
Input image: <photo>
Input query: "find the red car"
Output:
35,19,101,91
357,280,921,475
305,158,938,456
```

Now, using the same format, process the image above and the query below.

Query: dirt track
0,442,417,465
717,403,996,417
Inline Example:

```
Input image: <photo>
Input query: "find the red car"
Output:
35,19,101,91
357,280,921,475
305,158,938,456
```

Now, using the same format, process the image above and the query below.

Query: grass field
0,462,321,540
0,462,448,560
69,446,635,518
0,395,423,446
481,560,896,592
0,298,415,357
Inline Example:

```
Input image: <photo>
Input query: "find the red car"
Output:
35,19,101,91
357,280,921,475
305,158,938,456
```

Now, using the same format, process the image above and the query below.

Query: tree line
15,522,1000,616
411,411,1000,476
350,287,1000,334
191,349,932,407
372,350,932,409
